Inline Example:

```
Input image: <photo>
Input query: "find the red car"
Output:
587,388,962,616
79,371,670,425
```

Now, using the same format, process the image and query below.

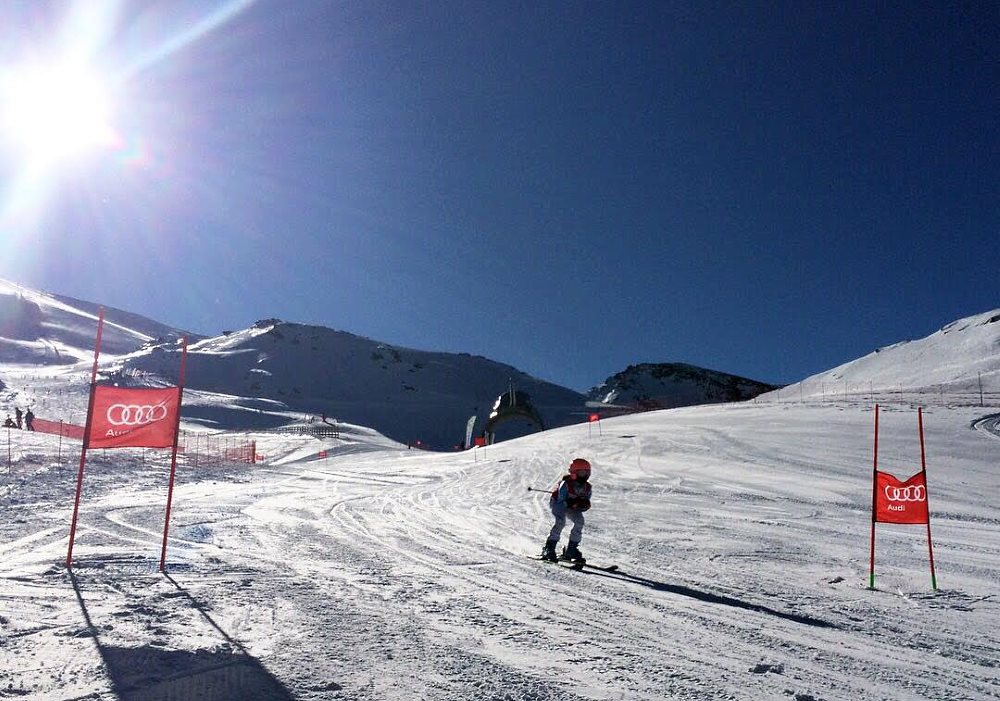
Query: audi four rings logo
106,401,170,426
884,485,926,502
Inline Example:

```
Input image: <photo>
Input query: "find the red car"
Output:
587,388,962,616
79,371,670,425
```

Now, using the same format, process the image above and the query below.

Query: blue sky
1,1,996,391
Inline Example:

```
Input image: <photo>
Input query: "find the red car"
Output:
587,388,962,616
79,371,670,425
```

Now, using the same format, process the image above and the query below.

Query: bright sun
0,60,116,164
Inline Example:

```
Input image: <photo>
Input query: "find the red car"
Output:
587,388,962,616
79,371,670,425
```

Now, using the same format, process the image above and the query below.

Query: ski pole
527,487,552,493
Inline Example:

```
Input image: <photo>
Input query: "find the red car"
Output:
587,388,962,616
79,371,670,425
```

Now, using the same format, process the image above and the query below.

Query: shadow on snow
577,567,837,629
69,570,311,700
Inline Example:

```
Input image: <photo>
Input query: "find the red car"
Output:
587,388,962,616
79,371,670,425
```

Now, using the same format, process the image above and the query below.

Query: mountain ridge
762,308,1000,401
2,276,996,448
587,362,781,410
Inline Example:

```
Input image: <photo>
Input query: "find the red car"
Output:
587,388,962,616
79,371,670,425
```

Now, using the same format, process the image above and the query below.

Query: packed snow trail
2,402,999,699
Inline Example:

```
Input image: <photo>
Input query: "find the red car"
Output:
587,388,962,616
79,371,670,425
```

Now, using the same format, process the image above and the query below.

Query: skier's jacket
550,475,591,512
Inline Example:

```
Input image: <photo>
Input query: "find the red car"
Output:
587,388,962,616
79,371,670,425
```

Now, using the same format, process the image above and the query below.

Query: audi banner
875,470,929,524
88,386,181,449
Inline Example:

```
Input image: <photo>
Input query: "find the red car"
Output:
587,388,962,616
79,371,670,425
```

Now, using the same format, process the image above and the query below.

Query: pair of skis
532,556,618,572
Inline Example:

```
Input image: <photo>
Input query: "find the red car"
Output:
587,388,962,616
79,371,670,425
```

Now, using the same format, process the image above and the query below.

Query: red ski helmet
569,458,591,479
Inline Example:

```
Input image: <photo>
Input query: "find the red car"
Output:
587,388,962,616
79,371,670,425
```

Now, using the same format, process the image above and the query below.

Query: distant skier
541,458,593,562
3,415,15,428
14,407,22,429
24,408,34,431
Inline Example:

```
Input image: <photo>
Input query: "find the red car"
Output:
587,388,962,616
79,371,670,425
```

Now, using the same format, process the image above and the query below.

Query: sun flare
1,60,116,164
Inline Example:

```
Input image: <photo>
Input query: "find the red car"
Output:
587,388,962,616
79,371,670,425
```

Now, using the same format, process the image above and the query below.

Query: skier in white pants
541,458,592,562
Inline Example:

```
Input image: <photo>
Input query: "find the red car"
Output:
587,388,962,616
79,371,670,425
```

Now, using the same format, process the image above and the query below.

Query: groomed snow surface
2,393,999,700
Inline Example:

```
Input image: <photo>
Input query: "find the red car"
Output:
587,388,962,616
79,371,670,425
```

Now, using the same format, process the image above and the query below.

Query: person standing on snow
541,458,593,562
24,408,34,431
14,407,22,429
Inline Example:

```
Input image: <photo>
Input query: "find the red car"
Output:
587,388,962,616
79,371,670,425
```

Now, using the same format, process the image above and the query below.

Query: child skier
541,458,592,562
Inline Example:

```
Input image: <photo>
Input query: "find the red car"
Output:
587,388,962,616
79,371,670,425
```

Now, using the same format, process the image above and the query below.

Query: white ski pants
548,503,584,544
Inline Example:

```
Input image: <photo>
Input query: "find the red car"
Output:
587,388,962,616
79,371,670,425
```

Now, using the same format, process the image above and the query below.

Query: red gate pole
918,407,938,590
66,308,105,569
868,404,880,589
160,338,189,573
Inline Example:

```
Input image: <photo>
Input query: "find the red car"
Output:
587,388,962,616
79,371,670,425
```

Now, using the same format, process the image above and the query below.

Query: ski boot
541,539,558,562
562,541,584,563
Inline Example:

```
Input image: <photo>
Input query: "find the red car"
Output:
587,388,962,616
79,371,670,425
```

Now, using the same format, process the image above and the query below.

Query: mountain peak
587,363,779,410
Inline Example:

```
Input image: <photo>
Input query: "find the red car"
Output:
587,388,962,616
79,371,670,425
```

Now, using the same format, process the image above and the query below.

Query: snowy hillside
0,279,589,448
0,279,190,365
587,362,780,410
1,278,795,449
766,308,1000,402
110,319,588,449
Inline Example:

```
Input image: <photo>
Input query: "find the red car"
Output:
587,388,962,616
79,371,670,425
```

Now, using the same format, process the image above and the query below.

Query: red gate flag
868,404,938,590
68,307,189,571
88,386,181,448
875,470,929,524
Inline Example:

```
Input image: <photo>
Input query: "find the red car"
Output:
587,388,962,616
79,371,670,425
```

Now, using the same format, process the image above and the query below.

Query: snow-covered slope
0,279,588,447
765,308,1000,401
0,278,191,365
2,397,998,699
112,319,587,449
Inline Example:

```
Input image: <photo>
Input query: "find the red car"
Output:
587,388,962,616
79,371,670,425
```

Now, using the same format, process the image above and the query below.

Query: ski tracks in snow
3,404,1000,699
